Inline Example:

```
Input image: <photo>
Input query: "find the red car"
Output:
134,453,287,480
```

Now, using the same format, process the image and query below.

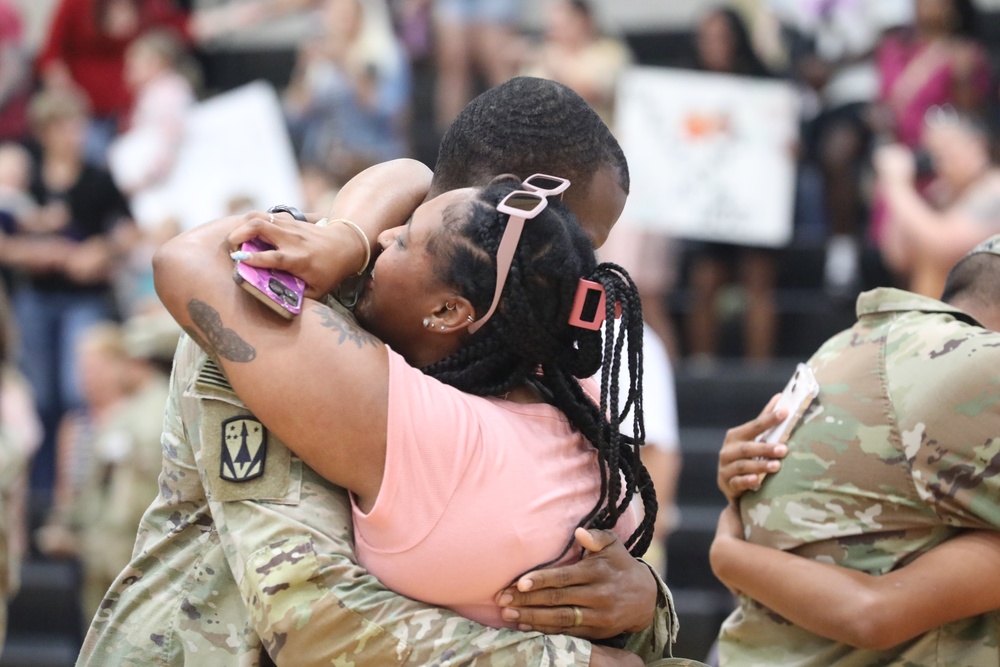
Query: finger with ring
269,212,275,224
572,606,583,627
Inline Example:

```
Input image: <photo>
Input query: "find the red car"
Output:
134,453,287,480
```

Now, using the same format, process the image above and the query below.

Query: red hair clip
568,279,621,330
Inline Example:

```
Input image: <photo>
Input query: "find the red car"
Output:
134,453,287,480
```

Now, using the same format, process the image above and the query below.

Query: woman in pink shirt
875,0,991,149
153,159,661,658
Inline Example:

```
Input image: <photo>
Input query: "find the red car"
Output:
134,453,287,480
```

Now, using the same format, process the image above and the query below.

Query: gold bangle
318,217,371,276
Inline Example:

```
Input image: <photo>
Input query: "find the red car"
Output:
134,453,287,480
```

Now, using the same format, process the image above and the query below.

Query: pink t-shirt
352,349,638,628
876,34,992,148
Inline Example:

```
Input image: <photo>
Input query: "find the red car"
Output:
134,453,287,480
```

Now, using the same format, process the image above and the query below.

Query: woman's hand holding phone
227,159,433,299
717,394,789,504
228,212,348,299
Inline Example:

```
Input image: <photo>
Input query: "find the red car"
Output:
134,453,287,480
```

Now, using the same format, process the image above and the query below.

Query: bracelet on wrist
317,217,371,276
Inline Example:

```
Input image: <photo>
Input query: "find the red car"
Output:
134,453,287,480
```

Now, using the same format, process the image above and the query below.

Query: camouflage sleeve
625,562,677,662
207,467,594,667
889,325,1000,529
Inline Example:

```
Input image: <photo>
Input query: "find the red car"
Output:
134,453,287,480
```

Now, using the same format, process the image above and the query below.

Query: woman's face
40,114,87,157
354,188,476,361
915,0,956,34
697,12,737,73
545,0,593,46
124,44,162,90
78,343,128,409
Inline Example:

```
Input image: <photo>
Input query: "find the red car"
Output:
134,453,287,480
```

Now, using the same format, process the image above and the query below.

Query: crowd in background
1,0,1000,655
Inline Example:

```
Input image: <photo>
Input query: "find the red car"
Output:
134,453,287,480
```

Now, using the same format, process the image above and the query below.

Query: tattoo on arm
311,304,381,349
187,299,257,362
182,325,212,356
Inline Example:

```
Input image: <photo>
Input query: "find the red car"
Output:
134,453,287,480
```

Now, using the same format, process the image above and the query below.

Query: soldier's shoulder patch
221,416,266,482
198,385,300,503
195,358,234,392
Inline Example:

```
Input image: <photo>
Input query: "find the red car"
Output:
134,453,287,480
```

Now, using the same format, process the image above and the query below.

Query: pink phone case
233,238,305,319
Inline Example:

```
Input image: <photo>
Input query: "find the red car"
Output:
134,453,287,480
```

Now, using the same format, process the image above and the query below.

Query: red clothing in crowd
36,0,190,119
0,1,29,140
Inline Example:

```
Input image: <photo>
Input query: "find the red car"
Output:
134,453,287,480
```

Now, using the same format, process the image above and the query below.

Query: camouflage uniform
79,334,679,666
719,285,1000,666
76,375,172,623
0,369,42,651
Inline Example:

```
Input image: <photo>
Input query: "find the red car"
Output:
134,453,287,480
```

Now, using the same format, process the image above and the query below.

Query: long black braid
421,177,657,559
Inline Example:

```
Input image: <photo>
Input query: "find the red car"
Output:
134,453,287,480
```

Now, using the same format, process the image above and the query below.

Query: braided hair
422,176,657,558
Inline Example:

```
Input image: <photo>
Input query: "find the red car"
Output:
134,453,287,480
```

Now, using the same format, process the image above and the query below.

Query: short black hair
431,77,629,197
941,251,1000,313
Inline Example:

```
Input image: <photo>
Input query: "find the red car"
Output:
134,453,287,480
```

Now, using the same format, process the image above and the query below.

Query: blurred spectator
874,0,991,150
111,28,197,314
771,0,911,295
0,89,133,496
115,28,196,198
869,0,993,251
0,142,36,234
393,0,434,62
0,281,42,651
877,107,1000,298
433,0,521,133
35,317,174,626
299,162,341,213
0,1,31,144
521,0,632,126
683,7,779,361
35,323,132,564
36,0,192,165
284,0,411,180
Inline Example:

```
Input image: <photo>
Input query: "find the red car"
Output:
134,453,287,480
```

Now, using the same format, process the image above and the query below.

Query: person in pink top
875,0,992,149
153,159,658,642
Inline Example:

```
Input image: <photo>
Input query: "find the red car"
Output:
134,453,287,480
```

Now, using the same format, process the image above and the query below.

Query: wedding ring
572,606,583,627
268,212,275,224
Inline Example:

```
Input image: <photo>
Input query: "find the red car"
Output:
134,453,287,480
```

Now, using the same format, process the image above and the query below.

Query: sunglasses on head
467,174,571,334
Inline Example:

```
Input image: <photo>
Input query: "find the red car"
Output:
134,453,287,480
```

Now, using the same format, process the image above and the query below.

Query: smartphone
232,238,305,319
753,363,820,484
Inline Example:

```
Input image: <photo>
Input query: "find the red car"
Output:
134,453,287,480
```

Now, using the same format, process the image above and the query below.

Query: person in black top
0,88,133,496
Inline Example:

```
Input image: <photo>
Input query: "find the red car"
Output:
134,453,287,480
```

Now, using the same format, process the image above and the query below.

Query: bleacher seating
2,560,81,667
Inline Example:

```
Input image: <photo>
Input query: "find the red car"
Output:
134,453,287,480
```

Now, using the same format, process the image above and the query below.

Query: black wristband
267,204,308,222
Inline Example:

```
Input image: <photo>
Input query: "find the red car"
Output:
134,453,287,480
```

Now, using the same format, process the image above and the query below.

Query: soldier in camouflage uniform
74,319,176,623
79,333,681,667
716,235,1000,666
79,78,703,667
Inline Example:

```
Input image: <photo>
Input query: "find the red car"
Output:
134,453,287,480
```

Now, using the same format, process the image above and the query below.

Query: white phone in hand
753,363,819,484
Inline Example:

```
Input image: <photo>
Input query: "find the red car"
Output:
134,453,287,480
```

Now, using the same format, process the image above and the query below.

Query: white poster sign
110,80,303,232
616,67,799,247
